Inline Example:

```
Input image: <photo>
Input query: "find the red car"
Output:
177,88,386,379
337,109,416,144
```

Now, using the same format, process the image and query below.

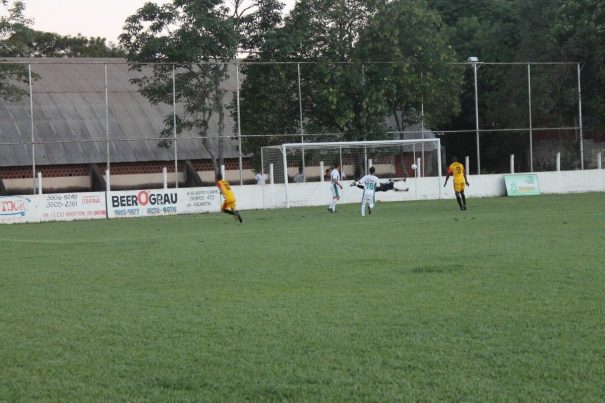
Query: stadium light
468,56,480,175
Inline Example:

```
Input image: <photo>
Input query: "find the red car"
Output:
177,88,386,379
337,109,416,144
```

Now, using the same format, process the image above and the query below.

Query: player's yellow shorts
454,182,465,193
222,200,236,211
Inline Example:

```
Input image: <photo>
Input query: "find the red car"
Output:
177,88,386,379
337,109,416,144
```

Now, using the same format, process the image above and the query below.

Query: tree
6,27,125,57
548,0,605,130
356,0,462,134
239,0,387,161
239,0,462,156
0,0,30,100
120,0,282,172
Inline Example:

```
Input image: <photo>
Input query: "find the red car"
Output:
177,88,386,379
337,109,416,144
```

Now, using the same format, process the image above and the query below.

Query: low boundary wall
1,170,603,225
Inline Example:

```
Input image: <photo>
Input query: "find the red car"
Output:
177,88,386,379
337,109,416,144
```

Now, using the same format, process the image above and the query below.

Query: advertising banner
107,187,220,219
0,195,38,224
504,174,541,196
1,192,107,224
39,192,107,222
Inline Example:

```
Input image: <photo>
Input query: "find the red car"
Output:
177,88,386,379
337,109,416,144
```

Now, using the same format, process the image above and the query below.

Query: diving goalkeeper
350,176,409,192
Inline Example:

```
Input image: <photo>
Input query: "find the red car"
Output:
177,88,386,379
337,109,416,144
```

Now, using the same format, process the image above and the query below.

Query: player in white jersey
357,166,381,216
327,162,343,213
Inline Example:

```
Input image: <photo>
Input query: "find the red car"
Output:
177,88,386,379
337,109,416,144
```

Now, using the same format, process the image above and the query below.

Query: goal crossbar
266,138,440,150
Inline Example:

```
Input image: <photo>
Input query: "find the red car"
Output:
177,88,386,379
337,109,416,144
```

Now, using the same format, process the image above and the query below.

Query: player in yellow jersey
443,156,470,210
216,173,243,223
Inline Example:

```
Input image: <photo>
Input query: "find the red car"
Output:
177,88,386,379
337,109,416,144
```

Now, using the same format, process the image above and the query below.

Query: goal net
261,139,442,207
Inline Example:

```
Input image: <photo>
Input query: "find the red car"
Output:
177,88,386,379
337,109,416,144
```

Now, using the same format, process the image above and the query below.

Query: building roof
0,58,239,167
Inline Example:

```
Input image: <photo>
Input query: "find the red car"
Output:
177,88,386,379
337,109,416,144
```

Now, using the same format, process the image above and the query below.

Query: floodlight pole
577,63,584,170
469,57,481,175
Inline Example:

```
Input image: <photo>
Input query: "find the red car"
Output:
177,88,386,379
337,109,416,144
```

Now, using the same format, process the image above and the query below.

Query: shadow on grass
411,263,465,274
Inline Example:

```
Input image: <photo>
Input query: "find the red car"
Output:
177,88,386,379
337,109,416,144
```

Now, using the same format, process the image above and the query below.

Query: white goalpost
261,139,443,208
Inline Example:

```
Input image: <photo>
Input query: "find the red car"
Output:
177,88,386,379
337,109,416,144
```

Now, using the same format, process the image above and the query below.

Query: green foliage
120,0,283,170
1,194,604,400
0,0,29,100
5,27,125,57
356,0,463,133
239,0,462,157
548,0,605,127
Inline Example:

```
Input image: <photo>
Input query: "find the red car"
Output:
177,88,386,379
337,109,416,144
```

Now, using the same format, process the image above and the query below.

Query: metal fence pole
577,63,584,170
236,63,243,185
105,64,111,181
28,64,35,194
298,63,306,180
528,64,533,172
172,65,178,188
472,61,481,175
421,71,425,177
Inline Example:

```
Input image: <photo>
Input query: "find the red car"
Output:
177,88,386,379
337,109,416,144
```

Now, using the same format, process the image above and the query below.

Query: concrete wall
231,169,605,211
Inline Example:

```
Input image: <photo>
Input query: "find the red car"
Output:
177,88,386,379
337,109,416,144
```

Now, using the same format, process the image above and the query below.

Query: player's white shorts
331,183,340,198
361,191,375,208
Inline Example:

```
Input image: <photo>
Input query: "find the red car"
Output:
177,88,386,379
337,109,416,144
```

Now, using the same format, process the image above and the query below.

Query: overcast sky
25,0,296,44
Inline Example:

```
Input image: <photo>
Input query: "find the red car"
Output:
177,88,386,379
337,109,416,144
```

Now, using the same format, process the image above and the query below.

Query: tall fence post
172,65,178,188
105,63,110,178
236,62,243,185
465,156,470,176
163,167,168,189
297,63,306,181
577,63,584,170
471,59,481,175
556,152,561,171
528,63,534,172
29,64,35,194
597,152,602,170
510,154,515,174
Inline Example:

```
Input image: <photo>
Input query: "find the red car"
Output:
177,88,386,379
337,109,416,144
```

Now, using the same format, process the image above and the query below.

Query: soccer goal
261,139,442,208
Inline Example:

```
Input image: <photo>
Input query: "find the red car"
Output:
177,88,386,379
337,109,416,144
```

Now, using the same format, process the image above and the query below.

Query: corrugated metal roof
0,58,238,167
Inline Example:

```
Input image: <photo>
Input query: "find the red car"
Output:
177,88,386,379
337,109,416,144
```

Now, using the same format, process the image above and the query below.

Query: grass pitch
1,193,604,401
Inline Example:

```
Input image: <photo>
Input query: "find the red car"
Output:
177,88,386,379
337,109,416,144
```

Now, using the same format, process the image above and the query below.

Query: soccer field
1,193,604,401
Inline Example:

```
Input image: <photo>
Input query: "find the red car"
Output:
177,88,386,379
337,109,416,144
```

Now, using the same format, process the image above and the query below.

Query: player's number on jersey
456,166,462,174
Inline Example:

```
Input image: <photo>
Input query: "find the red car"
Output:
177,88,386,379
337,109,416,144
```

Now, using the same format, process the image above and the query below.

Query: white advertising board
39,192,107,222
0,192,107,224
0,195,38,224
107,187,221,219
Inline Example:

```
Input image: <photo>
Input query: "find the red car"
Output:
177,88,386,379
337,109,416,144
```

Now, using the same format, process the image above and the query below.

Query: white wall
2,169,604,224
232,169,605,211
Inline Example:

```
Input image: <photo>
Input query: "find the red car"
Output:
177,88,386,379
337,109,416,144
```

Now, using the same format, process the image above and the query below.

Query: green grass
1,193,604,402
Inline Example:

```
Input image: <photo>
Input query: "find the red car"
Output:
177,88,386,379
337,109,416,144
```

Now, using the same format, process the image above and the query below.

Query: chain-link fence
0,60,602,194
